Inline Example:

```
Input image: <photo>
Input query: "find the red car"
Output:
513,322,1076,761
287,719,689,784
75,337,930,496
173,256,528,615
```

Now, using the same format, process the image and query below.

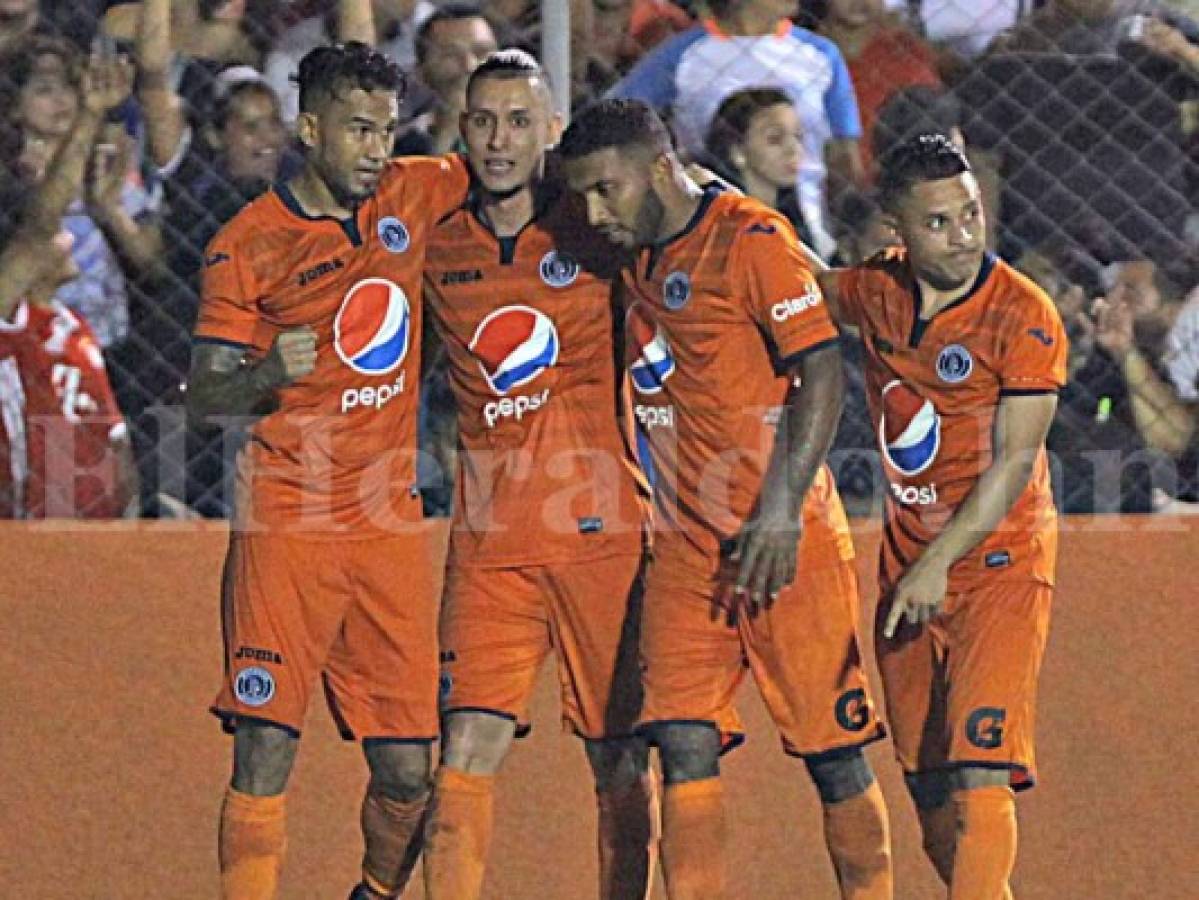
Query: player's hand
262,327,318,386
80,52,135,116
1140,17,1197,67
1093,297,1135,363
730,513,801,614
883,559,949,639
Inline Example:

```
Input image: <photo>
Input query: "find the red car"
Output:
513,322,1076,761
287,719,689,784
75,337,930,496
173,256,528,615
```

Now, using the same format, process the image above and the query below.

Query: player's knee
648,722,721,785
904,771,952,810
439,711,517,775
584,735,650,793
803,747,876,804
231,720,299,796
363,739,433,802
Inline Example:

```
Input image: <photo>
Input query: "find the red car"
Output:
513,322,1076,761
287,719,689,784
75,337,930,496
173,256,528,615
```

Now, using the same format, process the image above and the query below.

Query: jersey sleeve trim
777,336,841,371
999,387,1059,397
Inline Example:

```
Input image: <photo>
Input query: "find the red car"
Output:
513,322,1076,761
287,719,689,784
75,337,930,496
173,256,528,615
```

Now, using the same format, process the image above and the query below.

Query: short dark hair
416,3,489,65
558,99,673,161
466,48,551,102
876,133,972,212
872,85,963,165
706,87,794,172
295,41,405,114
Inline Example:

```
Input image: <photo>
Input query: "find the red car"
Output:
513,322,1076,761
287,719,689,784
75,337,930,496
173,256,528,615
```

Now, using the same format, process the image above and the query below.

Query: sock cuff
435,767,497,796
224,786,287,819
664,776,722,803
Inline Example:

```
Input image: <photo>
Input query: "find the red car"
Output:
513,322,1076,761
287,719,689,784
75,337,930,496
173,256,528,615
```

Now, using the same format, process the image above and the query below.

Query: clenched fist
262,327,318,386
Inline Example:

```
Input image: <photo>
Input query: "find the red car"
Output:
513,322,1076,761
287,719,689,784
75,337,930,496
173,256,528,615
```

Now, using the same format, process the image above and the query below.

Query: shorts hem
635,718,747,756
901,760,1037,792
360,735,439,746
782,725,888,761
441,705,533,739
211,707,301,739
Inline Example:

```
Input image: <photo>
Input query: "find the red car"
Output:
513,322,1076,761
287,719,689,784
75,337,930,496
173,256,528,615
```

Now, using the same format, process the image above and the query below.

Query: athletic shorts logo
879,380,941,477
334,278,412,375
470,305,560,395
936,343,974,383
626,302,675,394
378,216,410,253
234,666,275,707
663,271,691,310
539,250,580,288
965,706,1007,749
834,687,870,732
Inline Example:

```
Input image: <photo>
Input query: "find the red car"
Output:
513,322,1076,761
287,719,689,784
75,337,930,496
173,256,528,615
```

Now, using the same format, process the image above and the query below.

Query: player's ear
547,111,564,148
730,143,747,171
295,111,319,151
649,151,676,192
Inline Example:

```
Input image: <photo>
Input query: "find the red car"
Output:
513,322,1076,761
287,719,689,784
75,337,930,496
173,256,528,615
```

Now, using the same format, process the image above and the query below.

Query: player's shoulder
209,189,288,246
988,257,1063,325
846,246,910,288
712,191,792,241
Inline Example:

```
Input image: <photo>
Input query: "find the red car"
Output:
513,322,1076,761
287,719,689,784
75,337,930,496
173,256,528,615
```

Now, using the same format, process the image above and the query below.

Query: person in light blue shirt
608,0,864,257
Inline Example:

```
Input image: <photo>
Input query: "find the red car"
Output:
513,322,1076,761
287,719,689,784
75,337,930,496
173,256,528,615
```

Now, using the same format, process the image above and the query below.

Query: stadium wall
1,518,1193,899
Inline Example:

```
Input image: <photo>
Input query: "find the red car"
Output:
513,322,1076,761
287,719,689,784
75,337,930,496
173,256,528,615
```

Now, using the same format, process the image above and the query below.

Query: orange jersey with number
622,188,853,577
423,186,648,566
835,249,1068,592
196,155,469,535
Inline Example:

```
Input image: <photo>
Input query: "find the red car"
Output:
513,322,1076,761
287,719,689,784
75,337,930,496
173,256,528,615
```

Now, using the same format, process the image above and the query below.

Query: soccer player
419,51,655,899
560,99,892,900
186,43,469,900
815,134,1067,898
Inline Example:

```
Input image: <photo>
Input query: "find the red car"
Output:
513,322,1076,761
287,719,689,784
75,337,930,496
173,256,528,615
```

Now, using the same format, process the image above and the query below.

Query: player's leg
423,566,550,900
213,533,350,900
638,566,745,900
547,553,658,899
327,532,444,900
746,559,891,899
939,582,1053,900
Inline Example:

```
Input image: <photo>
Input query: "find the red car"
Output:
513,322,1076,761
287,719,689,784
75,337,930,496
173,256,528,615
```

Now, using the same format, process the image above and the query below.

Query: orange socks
359,788,430,897
219,787,287,900
422,767,496,900
596,773,660,900
821,781,893,899
949,786,1017,900
660,777,726,900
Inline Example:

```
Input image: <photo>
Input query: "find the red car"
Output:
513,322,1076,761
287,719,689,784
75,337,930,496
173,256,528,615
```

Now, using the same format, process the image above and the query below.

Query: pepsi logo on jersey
334,278,411,413
627,302,675,396
470,305,560,428
879,380,941,505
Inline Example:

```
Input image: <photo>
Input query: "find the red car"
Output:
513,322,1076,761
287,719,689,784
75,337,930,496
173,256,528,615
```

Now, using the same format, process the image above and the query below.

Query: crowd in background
1,0,1197,520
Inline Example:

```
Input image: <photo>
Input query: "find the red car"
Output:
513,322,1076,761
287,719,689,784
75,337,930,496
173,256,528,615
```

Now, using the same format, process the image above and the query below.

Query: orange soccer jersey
622,188,854,575
195,155,469,535
423,185,647,567
835,249,1069,593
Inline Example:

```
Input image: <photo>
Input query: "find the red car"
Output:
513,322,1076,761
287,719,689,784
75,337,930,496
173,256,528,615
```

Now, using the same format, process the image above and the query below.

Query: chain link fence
1,0,1197,520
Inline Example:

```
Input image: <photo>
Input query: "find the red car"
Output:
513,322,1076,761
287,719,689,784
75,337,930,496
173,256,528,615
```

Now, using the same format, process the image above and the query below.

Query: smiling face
220,86,287,182
16,53,78,140
460,73,560,195
889,172,987,292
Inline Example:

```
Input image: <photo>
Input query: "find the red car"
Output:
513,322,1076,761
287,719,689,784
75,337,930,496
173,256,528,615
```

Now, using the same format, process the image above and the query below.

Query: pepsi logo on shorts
334,279,411,375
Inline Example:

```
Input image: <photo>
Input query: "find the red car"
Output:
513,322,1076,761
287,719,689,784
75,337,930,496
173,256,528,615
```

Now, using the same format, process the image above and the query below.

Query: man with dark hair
417,49,657,900
816,133,1068,897
560,99,892,900
187,40,470,900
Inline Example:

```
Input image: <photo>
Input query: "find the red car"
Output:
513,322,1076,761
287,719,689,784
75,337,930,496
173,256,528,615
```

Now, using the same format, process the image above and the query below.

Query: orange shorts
438,553,644,740
640,555,885,757
874,579,1053,789
212,528,441,741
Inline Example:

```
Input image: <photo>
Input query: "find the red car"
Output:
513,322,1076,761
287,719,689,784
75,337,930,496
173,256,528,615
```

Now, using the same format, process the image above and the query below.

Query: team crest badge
539,250,580,288
378,216,410,253
663,271,691,310
936,343,974,383
234,667,275,707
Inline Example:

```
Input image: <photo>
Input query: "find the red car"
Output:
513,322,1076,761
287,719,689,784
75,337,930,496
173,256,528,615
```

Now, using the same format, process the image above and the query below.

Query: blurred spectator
0,0,62,56
585,0,693,98
811,0,941,175
882,0,1028,59
990,0,1199,55
393,3,497,156
704,88,813,245
830,187,897,266
0,36,164,352
264,0,435,123
1164,283,1199,401
102,0,268,68
608,0,865,258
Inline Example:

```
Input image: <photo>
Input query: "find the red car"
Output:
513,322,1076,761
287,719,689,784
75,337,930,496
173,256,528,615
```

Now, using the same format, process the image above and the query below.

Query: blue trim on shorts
782,726,888,762
905,760,1037,792
634,718,747,756
441,706,533,739
211,708,301,740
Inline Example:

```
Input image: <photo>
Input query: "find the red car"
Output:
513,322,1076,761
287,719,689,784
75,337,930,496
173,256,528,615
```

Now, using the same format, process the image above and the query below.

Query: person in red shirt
187,43,469,900
561,99,892,900
418,50,656,900
816,134,1067,898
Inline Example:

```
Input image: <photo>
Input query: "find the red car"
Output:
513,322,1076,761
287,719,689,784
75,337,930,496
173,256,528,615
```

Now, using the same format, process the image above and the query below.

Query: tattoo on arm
185,342,281,423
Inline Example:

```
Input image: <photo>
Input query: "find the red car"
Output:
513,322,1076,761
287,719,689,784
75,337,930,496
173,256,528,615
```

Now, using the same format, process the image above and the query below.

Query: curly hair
295,41,405,114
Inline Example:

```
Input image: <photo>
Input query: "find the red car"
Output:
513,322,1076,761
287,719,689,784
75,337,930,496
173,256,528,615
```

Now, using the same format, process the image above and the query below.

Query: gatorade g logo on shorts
627,302,676,395
966,706,1007,749
879,380,941,477
334,278,411,375
234,666,275,708
835,687,870,732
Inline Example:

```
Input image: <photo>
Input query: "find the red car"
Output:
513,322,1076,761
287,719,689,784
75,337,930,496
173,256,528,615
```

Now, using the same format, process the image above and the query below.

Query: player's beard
634,187,666,246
